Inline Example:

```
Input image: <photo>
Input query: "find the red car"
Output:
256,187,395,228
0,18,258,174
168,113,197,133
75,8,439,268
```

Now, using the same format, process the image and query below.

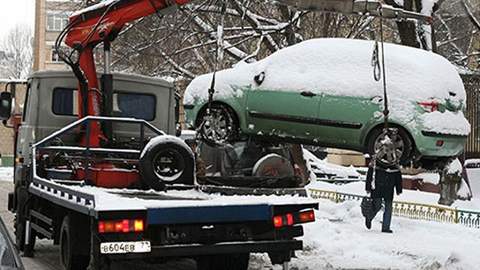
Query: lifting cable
207,0,227,114
197,0,227,143
372,7,389,130
371,7,401,167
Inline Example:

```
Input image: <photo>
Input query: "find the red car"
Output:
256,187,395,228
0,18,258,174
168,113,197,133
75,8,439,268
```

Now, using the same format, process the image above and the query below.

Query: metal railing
309,188,480,228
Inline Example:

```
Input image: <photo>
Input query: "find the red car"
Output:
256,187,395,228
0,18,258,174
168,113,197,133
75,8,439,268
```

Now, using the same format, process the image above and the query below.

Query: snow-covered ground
0,167,13,182
278,200,480,270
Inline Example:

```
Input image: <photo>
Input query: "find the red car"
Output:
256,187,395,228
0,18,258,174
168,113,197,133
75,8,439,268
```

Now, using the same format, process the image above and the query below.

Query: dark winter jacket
365,166,403,201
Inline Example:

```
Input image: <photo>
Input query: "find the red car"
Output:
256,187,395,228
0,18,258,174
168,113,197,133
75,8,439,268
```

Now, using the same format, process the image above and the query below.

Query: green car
184,38,470,168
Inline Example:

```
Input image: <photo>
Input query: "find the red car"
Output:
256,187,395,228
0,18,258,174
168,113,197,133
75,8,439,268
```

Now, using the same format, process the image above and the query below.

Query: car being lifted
184,38,470,169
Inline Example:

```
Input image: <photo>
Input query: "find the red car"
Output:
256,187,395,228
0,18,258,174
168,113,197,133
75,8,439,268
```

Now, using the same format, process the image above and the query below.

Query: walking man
365,155,403,233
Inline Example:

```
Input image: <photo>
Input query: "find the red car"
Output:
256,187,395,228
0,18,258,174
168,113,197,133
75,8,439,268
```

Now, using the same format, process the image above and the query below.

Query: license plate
100,241,151,254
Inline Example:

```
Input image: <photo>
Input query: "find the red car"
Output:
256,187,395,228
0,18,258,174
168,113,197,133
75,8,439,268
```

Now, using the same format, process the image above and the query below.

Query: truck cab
17,70,177,166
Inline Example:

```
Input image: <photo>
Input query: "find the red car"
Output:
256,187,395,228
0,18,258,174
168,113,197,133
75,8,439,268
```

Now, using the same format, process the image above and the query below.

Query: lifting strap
207,0,227,114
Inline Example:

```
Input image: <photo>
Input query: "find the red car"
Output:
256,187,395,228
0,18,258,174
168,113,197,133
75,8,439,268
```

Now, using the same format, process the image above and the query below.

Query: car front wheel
197,103,238,146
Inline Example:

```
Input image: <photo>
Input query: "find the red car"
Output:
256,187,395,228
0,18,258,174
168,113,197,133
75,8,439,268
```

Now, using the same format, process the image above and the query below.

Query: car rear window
52,88,156,121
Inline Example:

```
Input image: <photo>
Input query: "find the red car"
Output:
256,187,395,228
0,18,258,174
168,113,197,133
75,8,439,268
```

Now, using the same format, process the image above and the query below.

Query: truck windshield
52,88,156,121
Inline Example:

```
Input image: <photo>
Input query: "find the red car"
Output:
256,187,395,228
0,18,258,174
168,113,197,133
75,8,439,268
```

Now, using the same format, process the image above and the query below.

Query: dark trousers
370,198,393,230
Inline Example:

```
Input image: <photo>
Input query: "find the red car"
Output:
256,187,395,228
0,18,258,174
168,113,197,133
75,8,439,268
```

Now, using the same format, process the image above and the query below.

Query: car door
317,94,382,149
245,87,321,142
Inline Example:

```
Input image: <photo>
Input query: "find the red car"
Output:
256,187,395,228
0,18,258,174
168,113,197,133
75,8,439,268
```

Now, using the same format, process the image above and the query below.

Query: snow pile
447,158,463,174
0,167,13,182
285,200,480,270
303,149,361,179
413,172,440,185
420,110,471,136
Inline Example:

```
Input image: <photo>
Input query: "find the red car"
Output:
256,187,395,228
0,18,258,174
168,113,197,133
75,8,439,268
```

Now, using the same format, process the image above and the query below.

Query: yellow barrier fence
308,189,480,228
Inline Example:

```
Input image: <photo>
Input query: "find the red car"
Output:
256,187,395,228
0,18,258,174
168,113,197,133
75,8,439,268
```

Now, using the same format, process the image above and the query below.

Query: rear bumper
415,131,467,157
106,239,302,260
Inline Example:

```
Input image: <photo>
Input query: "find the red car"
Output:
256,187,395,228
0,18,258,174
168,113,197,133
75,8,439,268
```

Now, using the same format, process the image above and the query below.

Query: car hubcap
373,132,404,166
200,107,233,144
153,149,185,182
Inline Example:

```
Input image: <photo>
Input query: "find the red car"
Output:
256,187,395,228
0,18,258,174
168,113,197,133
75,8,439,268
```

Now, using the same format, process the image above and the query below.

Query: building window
51,48,61,62
47,13,69,31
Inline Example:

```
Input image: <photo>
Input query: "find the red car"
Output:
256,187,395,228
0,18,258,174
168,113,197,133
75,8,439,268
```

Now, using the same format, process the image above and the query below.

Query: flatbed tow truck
0,1,436,270
0,0,319,269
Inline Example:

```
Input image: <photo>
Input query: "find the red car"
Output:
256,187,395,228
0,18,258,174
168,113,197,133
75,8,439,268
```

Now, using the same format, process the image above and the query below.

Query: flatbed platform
30,177,317,221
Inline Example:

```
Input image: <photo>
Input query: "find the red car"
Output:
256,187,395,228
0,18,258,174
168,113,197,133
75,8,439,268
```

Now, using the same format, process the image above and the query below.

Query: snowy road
1,176,479,269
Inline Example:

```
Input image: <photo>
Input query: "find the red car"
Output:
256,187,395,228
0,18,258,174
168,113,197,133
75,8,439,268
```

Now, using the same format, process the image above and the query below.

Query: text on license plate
100,241,151,254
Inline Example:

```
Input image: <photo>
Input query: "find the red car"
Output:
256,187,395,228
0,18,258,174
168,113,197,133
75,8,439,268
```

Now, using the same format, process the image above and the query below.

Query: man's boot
365,217,371,229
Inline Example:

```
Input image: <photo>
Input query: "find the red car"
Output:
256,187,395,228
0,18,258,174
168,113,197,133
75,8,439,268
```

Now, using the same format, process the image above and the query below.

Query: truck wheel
140,136,195,190
197,253,250,270
60,216,89,270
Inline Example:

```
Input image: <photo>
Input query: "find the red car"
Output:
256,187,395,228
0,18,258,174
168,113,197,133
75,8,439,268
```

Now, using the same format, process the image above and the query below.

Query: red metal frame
62,0,191,186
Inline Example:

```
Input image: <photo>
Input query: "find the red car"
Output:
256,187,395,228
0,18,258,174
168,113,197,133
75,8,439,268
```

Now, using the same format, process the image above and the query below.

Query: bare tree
0,24,33,79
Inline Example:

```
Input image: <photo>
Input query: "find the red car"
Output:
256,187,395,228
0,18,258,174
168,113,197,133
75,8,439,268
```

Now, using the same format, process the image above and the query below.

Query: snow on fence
309,189,480,228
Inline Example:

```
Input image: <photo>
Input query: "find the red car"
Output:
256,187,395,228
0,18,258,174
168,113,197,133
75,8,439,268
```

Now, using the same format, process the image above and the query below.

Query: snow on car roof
184,38,465,104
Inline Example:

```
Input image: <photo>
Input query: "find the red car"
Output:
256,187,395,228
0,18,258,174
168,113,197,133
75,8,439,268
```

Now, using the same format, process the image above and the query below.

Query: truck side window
113,92,156,121
52,87,78,116
52,88,156,121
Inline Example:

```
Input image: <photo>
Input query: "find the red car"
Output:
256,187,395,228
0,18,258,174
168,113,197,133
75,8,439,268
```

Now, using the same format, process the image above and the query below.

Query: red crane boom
62,0,190,147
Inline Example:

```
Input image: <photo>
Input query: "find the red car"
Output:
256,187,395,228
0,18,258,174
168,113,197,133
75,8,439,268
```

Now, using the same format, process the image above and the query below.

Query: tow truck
0,1,319,270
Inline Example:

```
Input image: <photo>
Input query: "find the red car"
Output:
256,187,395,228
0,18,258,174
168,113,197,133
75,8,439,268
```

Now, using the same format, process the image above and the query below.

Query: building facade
33,0,81,72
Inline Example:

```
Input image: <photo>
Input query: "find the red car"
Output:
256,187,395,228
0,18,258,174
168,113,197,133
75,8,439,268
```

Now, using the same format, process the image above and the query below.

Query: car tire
367,127,412,166
139,136,195,190
197,253,250,270
60,215,89,270
196,103,238,146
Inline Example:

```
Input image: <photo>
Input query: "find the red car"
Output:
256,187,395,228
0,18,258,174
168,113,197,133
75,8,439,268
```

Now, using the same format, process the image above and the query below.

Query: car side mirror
0,92,13,121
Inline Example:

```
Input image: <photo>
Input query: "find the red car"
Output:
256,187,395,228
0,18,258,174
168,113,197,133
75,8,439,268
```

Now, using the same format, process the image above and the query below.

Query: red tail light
418,101,439,112
298,210,315,223
272,210,316,228
286,213,294,226
273,216,284,228
98,219,145,234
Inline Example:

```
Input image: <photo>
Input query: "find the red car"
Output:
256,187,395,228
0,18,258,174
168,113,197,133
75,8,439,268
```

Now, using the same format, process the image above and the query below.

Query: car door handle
300,91,316,97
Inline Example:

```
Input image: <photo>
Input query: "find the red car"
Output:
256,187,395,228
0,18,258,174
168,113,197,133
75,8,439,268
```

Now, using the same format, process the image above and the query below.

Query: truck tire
196,253,250,270
140,136,195,190
60,216,89,270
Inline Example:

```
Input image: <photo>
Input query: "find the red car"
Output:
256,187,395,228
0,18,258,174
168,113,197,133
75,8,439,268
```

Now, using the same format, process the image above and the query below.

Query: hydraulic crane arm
60,0,190,147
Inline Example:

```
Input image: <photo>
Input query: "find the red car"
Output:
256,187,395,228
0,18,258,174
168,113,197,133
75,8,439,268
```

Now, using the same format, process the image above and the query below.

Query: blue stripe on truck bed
147,204,273,225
